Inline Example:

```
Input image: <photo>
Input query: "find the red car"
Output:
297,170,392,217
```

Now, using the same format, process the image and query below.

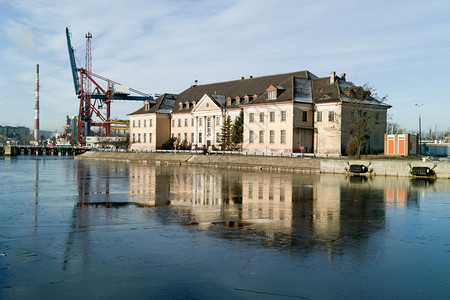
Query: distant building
64,116,77,137
86,136,127,149
0,125,33,144
128,71,391,155
421,142,450,157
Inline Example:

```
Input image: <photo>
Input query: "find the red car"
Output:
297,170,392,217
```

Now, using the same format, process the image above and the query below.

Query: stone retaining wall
75,152,450,178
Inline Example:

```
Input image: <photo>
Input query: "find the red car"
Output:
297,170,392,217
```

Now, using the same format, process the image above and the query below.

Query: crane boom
66,27,80,95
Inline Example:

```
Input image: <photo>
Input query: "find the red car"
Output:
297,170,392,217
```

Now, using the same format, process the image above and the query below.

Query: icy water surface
1,156,449,299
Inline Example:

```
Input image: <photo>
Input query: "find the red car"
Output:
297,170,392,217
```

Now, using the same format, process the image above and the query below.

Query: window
249,131,254,143
199,132,203,144
191,118,194,127
144,120,146,127
138,120,141,127
178,119,181,127
317,111,323,122
133,120,135,128
259,130,264,143
184,133,187,142
270,111,275,122
184,118,188,127
328,111,335,122
207,117,211,133
150,133,152,143
269,130,274,143
199,118,203,127
268,90,277,100
280,130,286,144
281,111,286,121
191,133,194,142
375,113,379,124
138,133,141,142
132,133,135,142
216,116,221,125
216,132,221,143
177,133,181,141
143,133,146,143
249,113,254,123
259,112,264,123
302,111,308,122
172,120,175,127
150,119,153,127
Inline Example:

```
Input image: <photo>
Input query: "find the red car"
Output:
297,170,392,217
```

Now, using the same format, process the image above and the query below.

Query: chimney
330,71,336,84
340,73,346,81
34,64,39,142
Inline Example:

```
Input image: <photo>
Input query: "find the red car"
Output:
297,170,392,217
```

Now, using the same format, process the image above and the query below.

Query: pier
0,145,90,156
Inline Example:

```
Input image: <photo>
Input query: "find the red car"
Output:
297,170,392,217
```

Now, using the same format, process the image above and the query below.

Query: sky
0,0,449,133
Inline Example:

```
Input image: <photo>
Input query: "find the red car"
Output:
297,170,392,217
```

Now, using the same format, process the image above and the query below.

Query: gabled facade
312,72,391,154
128,70,391,155
128,93,177,150
170,70,317,152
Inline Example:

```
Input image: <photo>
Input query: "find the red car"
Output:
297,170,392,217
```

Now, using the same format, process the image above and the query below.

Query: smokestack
34,64,39,142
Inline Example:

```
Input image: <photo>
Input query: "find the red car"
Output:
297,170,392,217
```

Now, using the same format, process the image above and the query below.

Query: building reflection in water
66,161,425,269
127,165,423,254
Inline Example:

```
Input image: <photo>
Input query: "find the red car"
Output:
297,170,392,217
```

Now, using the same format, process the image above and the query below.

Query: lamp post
415,104,423,155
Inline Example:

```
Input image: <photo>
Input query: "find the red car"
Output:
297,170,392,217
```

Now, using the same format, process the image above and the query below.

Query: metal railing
94,147,341,158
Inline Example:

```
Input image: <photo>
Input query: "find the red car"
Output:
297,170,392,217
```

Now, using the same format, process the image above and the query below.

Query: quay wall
75,151,450,178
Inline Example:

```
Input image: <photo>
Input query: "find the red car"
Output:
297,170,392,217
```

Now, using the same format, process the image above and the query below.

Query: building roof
312,75,391,108
172,70,317,113
128,93,178,116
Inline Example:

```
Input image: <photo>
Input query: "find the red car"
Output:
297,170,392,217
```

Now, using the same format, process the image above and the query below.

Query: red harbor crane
65,27,154,142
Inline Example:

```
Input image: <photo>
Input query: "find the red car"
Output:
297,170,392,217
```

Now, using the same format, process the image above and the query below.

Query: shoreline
75,151,450,179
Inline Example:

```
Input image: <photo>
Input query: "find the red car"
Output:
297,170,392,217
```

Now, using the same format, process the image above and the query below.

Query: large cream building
129,70,391,155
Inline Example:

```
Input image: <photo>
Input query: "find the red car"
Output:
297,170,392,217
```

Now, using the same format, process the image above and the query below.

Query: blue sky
0,0,449,133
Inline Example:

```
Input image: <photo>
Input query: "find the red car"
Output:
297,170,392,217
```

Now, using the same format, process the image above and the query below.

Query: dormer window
267,85,284,100
244,95,249,104
185,101,190,109
144,100,151,111
179,102,183,109
235,96,240,105
268,90,277,100
226,97,232,107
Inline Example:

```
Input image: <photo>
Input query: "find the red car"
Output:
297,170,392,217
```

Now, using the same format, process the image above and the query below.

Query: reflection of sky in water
1,157,449,299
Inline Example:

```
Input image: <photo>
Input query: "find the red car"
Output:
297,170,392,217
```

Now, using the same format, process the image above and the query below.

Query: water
1,156,449,299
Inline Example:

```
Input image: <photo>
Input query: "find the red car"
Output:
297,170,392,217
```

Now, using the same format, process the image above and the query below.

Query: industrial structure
65,27,154,142
34,64,39,143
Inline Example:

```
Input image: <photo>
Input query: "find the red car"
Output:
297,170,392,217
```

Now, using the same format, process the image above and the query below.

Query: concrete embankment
75,151,450,178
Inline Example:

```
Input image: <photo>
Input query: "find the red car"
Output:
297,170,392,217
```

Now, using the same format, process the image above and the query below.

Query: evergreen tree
220,116,232,150
231,109,244,150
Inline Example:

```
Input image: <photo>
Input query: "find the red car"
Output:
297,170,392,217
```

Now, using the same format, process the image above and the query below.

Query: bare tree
344,83,388,158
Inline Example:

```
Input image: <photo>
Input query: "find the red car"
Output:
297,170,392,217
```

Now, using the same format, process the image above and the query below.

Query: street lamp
415,104,423,155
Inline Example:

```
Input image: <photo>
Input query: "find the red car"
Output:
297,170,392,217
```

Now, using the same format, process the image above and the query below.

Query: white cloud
0,0,450,131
